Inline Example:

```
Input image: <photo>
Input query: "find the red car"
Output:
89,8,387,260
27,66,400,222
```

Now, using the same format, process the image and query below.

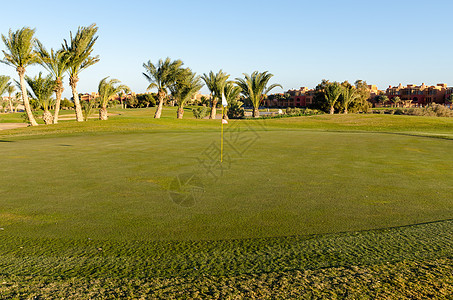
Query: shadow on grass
0,140,14,143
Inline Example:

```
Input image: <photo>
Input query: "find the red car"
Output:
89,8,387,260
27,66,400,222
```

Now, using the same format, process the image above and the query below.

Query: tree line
1,25,283,125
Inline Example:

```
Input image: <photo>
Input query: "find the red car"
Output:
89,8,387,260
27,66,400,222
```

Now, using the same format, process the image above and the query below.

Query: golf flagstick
220,92,228,163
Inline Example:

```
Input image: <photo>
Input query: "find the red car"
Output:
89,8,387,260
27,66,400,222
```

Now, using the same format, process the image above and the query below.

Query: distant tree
202,70,229,119
36,41,69,124
170,68,203,119
375,95,389,106
0,76,10,112
223,81,242,119
136,93,156,108
25,72,56,124
340,83,359,114
97,77,128,120
6,84,15,112
143,57,184,118
236,71,282,117
62,24,100,122
324,82,342,114
224,82,244,119
391,96,401,107
1,27,39,125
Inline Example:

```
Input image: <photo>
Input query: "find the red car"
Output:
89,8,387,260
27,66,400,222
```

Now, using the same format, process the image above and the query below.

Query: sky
1,0,453,98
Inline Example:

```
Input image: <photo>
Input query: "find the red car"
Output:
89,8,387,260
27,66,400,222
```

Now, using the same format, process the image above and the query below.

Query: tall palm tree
223,81,241,119
169,68,203,119
62,24,100,122
324,82,342,114
6,84,15,112
341,85,358,114
1,27,39,125
36,41,69,124
236,71,282,117
143,57,184,119
202,70,229,119
97,77,129,120
25,72,56,125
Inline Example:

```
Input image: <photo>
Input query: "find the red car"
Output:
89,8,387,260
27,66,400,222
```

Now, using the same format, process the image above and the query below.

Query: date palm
143,57,184,118
25,72,56,124
0,76,10,112
391,96,401,108
169,68,203,119
97,77,129,120
36,41,69,124
62,24,100,122
324,82,342,114
223,81,241,119
1,27,39,125
236,71,282,117
7,84,15,112
341,85,359,114
202,70,229,119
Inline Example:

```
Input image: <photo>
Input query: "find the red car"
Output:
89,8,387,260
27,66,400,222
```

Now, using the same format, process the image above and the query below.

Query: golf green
1,129,451,241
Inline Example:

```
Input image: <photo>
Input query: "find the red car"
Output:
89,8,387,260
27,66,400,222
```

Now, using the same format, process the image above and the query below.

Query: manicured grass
0,108,452,298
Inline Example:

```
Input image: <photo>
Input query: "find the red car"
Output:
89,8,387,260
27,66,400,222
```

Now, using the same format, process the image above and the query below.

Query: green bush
192,106,208,119
286,107,301,115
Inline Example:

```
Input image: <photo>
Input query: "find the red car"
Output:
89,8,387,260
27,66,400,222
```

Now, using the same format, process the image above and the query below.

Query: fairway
1,128,452,241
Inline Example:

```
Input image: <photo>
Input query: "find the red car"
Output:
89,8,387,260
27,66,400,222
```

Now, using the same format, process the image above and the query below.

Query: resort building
385,83,449,106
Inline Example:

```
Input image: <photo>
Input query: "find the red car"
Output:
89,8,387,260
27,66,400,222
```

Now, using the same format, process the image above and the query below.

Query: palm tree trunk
42,110,53,125
8,97,13,113
177,106,184,119
99,107,108,120
330,106,335,114
252,107,260,118
18,68,38,126
53,84,63,124
210,99,217,119
154,90,165,118
70,76,84,122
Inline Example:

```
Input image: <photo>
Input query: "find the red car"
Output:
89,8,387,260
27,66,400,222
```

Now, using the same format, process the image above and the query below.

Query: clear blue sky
1,0,452,98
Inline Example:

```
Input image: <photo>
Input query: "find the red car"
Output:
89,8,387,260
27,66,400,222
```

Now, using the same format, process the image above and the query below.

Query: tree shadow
0,140,14,143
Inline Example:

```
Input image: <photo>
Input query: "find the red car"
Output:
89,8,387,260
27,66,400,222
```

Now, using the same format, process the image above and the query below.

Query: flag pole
221,106,224,163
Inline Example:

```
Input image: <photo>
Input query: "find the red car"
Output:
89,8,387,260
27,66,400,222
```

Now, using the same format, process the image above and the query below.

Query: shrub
402,104,453,117
286,107,301,115
192,106,208,119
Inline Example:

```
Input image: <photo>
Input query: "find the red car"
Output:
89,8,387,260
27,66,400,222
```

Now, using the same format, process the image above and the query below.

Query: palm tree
169,68,203,119
223,81,241,119
391,96,401,108
236,71,282,117
143,57,184,118
97,77,129,120
341,85,359,114
36,41,69,124
201,70,230,119
62,24,100,122
0,76,10,112
6,84,15,112
1,27,39,125
324,82,342,114
25,72,56,125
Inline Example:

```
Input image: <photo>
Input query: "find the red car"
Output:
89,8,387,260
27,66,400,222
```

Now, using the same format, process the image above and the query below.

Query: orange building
385,83,449,106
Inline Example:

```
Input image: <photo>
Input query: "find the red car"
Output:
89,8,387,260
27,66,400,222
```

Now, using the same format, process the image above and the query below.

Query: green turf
0,108,452,298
